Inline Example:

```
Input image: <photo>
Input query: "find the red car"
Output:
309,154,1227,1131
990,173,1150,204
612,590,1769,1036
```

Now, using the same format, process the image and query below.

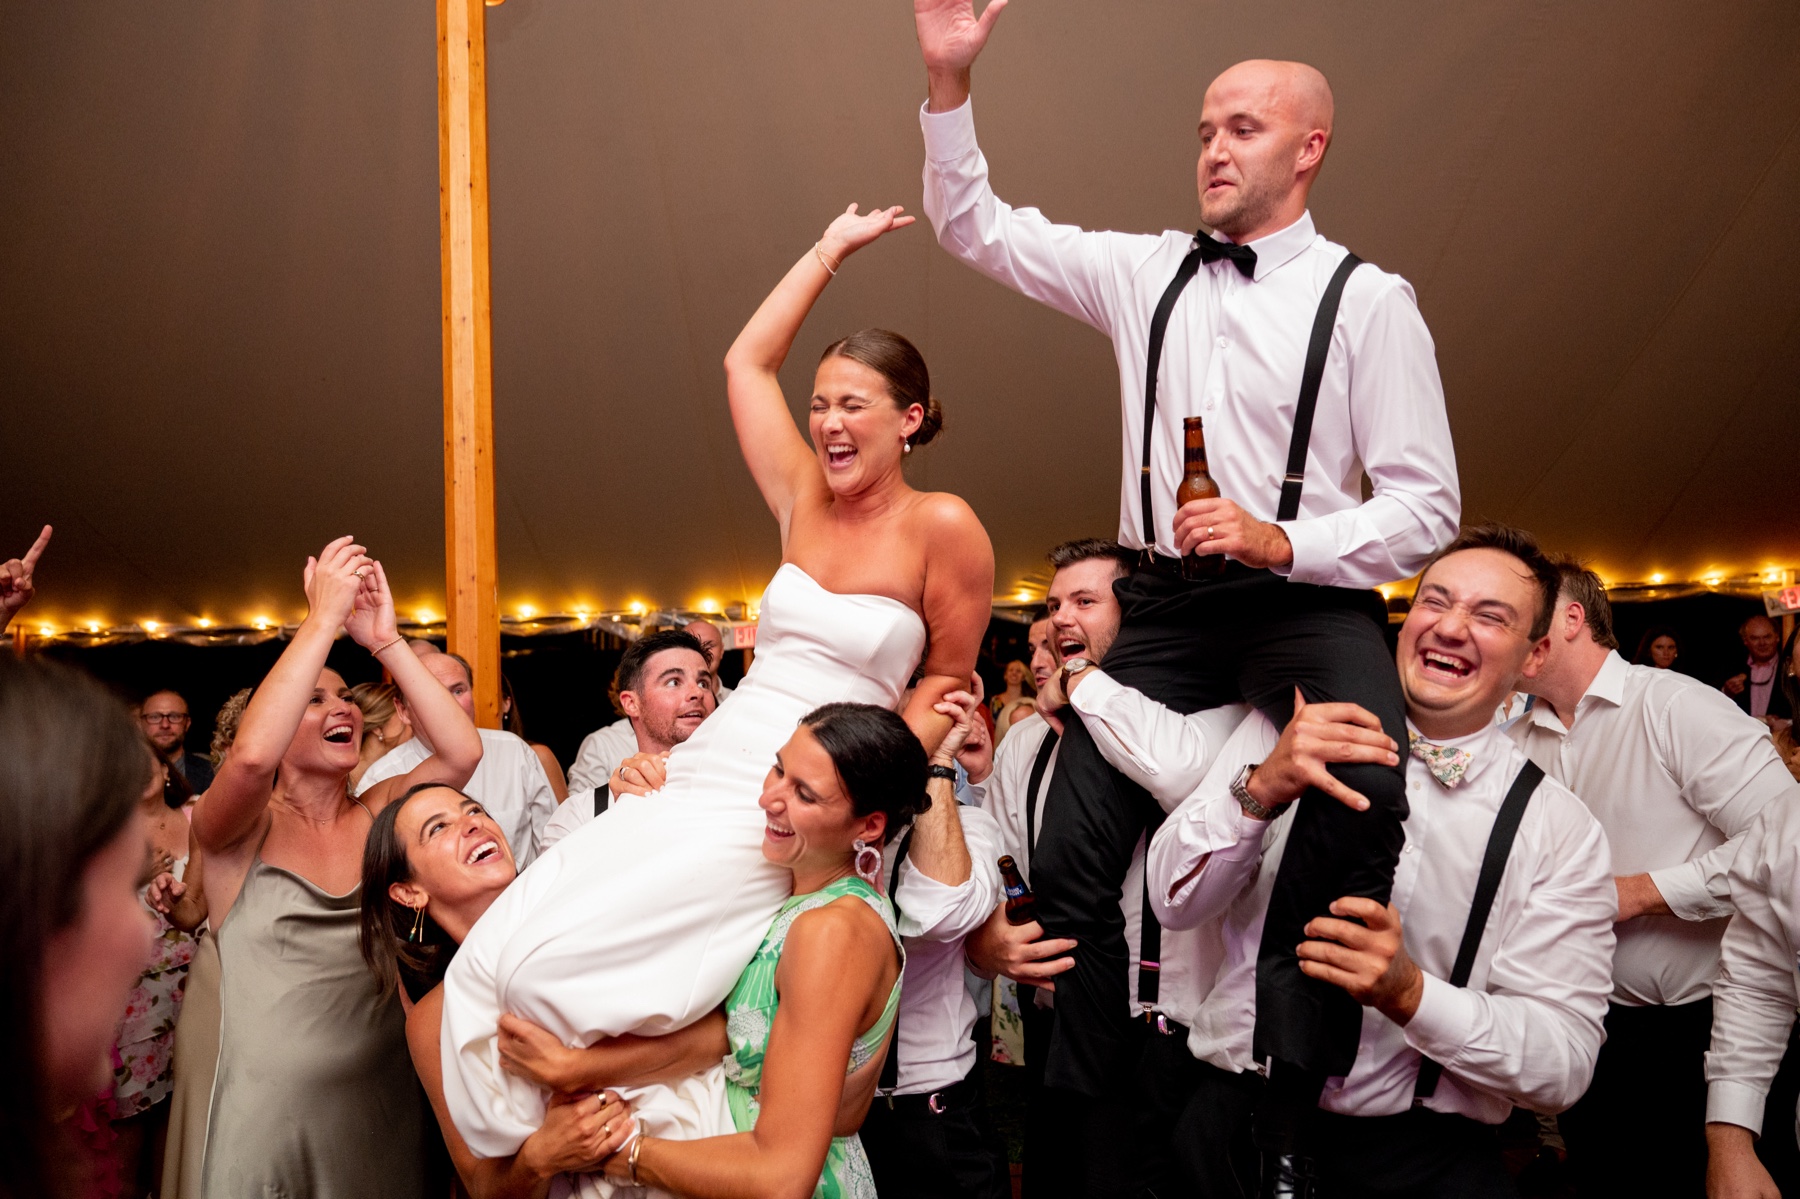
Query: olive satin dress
195,841,429,1198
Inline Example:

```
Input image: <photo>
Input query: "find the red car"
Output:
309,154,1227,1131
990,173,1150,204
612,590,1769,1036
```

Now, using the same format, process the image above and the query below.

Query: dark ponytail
797,702,931,841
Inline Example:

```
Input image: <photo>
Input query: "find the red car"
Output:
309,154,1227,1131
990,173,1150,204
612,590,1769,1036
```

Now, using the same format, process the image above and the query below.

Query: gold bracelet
370,635,406,657
628,1132,647,1185
813,241,840,276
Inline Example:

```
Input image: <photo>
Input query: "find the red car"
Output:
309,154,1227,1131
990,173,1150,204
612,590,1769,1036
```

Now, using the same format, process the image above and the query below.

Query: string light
197,618,213,629
414,609,436,624
517,604,536,620
697,598,720,614
1648,573,1666,585
1014,588,1033,602
628,601,646,616
252,617,272,631
143,620,159,632
37,625,53,637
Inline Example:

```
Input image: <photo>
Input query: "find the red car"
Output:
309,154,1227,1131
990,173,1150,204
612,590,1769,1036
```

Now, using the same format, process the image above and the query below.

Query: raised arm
722,205,916,530
357,562,483,810
899,494,994,758
193,536,370,855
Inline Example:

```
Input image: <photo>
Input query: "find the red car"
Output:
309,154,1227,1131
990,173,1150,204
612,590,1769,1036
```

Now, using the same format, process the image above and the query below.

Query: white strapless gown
441,565,927,1189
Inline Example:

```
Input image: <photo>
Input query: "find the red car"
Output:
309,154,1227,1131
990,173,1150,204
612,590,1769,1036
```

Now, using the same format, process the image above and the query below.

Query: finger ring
1206,526,1215,539
355,567,369,579
602,1121,612,1136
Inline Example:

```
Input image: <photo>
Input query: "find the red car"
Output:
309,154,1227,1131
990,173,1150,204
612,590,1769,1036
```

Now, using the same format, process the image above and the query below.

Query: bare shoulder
786,896,893,968
914,490,987,538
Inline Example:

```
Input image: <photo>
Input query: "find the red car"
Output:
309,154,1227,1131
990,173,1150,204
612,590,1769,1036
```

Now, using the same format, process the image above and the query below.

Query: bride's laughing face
758,726,886,874
809,355,921,497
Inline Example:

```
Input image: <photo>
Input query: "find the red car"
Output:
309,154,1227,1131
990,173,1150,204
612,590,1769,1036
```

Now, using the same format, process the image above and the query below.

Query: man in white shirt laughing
1513,564,1796,1197
1147,524,1615,1198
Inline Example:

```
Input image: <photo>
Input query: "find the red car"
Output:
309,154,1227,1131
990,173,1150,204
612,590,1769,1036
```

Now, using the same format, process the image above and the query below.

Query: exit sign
1766,587,1800,617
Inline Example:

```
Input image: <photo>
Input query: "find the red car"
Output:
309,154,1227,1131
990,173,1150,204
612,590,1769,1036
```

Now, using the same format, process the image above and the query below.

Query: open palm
821,203,916,261
915,0,1008,73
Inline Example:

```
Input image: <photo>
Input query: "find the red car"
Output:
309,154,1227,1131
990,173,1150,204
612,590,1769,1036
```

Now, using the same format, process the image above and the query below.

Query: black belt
879,1073,980,1116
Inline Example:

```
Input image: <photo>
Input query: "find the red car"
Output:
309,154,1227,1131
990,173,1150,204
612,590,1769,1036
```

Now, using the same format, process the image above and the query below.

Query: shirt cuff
1163,793,1267,905
1274,517,1334,585
1400,973,1477,1066
1068,668,1126,719
1707,1079,1768,1135
893,861,986,940
919,97,978,161
1650,861,1730,922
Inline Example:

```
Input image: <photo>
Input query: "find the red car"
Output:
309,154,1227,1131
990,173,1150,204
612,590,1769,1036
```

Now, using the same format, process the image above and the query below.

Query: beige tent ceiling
6,0,1799,630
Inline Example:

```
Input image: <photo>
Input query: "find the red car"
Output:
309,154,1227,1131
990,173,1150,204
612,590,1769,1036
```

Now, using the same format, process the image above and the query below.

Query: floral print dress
722,875,902,1199
113,870,198,1114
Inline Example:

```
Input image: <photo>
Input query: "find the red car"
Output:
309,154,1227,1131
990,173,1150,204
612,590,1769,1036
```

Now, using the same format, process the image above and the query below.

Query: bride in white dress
440,203,995,1187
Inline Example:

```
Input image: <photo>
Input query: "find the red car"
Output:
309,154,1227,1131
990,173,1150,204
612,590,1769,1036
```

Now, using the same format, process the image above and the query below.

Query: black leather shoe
1257,1151,1317,1199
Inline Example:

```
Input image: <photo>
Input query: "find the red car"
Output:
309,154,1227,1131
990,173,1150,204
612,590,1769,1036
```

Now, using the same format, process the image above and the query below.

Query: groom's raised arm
916,0,1154,337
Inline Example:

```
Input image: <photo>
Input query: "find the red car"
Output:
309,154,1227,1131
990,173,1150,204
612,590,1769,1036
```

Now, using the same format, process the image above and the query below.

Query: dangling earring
853,839,883,890
408,903,426,943
902,441,913,454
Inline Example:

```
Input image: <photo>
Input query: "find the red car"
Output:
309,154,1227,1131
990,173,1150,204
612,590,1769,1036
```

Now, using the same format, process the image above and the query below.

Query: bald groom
915,5,1460,1196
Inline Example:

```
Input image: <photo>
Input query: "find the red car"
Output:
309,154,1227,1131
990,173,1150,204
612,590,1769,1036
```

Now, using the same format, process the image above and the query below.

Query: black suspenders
1138,243,1365,544
1412,761,1545,1103
1023,729,1060,881
878,826,916,1095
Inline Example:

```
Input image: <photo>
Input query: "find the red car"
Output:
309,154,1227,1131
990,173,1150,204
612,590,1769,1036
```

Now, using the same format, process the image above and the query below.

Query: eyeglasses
141,712,190,726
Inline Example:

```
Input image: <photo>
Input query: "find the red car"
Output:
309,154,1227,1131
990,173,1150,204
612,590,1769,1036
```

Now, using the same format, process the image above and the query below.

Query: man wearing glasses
141,689,213,793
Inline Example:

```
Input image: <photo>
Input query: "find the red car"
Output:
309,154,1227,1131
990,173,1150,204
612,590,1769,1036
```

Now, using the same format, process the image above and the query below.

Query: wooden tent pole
438,0,501,728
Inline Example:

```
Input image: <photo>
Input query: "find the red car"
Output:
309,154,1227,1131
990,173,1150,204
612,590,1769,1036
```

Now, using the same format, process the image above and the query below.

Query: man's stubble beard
1201,170,1284,243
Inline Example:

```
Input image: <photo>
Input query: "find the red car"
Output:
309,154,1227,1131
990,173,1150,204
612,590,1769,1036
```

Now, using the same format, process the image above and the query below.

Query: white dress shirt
356,727,558,868
1706,798,1800,1134
980,689,1247,1023
1510,651,1794,1006
881,802,1005,1095
921,100,1459,588
1151,713,1615,1121
541,786,602,853
567,720,638,792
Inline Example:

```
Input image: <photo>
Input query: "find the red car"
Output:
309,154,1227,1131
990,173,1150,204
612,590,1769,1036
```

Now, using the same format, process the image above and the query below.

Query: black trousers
1175,1062,1516,1199
861,1076,1010,1199
1559,997,1712,1198
1124,1019,1208,1198
1033,565,1408,1094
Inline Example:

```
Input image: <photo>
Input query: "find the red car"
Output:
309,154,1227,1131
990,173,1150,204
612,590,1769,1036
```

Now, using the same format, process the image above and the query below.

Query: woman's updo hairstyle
820,329,943,449
797,702,931,840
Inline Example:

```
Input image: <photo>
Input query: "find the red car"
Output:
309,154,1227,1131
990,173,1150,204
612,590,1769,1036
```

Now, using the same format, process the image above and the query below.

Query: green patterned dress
722,875,903,1199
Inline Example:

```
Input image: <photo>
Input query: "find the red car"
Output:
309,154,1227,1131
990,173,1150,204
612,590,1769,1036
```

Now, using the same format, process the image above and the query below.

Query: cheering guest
1724,615,1792,725
359,783,666,1197
1,654,154,1199
357,646,557,868
1632,624,1682,670
1150,525,1614,1197
541,629,717,851
141,689,215,794
501,672,569,802
1513,564,1796,1196
599,704,921,1197
0,523,50,635
914,9,1460,1181
177,538,481,1199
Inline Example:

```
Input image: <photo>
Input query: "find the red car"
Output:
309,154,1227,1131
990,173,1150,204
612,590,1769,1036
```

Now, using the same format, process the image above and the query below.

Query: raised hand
0,524,52,628
819,203,916,265
145,872,187,916
343,560,398,651
301,536,371,632
915,0,1008,88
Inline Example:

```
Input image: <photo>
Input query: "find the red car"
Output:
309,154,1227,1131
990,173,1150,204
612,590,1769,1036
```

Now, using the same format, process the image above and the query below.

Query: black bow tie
1196,234,1257,279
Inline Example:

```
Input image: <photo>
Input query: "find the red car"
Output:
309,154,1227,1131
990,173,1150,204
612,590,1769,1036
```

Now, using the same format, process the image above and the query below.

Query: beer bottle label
1004,880,1027,900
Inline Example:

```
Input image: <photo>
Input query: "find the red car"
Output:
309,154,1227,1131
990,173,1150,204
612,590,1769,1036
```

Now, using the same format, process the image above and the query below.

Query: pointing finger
21,525,51,570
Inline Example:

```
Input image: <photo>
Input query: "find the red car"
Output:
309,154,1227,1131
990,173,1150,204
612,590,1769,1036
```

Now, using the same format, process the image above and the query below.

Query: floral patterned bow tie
1409,734,1473,789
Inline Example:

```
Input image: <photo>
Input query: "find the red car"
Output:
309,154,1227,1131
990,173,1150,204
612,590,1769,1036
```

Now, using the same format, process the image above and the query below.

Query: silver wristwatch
1230,762,1287,821
1059,657,1094,692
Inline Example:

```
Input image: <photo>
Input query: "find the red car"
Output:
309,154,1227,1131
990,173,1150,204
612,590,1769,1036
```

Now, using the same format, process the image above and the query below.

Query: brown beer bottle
999,855,1038,926
1177,416,1226,580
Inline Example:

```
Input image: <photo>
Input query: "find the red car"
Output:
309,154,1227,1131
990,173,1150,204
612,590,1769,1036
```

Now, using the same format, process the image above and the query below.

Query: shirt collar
1524,650,1626,736
1205,210,1317,282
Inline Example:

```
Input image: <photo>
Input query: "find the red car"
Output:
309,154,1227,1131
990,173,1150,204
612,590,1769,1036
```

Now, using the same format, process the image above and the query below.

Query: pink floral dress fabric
111,902,197,1115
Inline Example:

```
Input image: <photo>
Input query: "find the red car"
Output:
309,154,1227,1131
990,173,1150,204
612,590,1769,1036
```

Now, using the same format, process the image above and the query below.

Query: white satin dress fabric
441,565,927,1197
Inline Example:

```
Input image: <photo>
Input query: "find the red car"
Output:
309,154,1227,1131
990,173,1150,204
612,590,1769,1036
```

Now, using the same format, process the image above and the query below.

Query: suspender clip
1283,472,1305,485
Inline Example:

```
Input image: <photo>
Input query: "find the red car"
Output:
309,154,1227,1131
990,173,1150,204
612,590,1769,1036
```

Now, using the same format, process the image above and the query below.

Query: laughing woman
174,537,482,1199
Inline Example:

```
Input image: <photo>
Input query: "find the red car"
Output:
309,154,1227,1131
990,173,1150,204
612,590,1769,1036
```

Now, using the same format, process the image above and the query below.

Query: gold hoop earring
408,903,426,943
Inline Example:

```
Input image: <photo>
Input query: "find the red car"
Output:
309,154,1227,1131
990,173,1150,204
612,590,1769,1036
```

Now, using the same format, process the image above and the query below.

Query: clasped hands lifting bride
425,187,995,1197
